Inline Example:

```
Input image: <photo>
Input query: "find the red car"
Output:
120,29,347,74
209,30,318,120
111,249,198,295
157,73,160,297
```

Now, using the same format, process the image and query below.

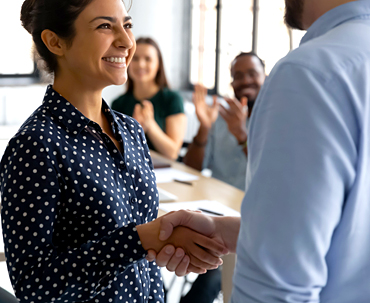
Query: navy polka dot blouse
0,85,164,302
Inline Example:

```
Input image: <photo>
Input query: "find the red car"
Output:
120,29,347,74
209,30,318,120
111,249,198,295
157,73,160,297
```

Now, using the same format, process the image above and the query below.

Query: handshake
136,210,241,276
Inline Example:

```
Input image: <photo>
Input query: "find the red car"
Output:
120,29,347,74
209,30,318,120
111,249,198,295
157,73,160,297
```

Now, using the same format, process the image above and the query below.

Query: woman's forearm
146,122,181,159
146,114,186,160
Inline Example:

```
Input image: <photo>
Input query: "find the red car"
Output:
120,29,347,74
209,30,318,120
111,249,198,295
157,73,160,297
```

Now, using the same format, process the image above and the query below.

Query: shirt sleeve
163,90,184,117
232,62,357,302
0,135,148,303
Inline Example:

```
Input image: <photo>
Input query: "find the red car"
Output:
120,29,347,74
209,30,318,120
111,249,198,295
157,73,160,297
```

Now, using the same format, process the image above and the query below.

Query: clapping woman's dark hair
20,0,132,74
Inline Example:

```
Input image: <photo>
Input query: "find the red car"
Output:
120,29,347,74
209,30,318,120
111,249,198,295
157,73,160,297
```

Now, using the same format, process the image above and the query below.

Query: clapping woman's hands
133,100,155,132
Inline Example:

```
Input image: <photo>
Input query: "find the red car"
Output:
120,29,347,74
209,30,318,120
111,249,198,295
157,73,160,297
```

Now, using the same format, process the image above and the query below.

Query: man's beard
247,100,255,113
284,0,304,30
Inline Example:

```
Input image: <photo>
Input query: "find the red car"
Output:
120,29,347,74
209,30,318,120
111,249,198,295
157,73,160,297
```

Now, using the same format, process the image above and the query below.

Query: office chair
0,287,18,303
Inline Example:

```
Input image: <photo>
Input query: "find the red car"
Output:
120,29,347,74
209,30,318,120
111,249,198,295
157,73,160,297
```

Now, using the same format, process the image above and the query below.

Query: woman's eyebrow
89,16,132,23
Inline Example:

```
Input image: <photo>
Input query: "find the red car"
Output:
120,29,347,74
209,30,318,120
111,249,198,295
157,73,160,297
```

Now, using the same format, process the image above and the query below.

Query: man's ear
41,29,65,57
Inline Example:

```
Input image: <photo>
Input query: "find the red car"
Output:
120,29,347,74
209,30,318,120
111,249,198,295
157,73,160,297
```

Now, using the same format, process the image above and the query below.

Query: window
0,0,38,78
256,0,290,74
190,0,306,96
218,0,254,97
190,0,218,90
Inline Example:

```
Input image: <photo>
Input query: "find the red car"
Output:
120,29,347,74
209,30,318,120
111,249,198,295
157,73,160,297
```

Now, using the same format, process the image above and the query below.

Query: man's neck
302,0,357,29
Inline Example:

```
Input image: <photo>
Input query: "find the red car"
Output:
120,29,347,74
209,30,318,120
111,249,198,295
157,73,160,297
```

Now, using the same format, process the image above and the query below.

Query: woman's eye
124,23,134,29
97,23,111,30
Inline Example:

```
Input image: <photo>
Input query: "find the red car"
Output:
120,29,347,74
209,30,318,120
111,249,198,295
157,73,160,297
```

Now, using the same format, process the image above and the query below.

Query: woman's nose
115,29,134,50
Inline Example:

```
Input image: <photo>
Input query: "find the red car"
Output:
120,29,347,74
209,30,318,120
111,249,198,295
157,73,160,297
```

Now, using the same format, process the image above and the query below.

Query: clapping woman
111,37,186,160
0,0,225,302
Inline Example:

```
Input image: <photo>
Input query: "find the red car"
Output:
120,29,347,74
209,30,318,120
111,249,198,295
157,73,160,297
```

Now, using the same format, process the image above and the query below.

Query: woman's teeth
103,57,126,64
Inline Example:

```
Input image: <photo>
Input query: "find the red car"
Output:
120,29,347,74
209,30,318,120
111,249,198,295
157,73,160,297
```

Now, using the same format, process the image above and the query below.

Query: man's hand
145,211,240,276
137,216,227,271
219,97,248,145
158,210,240,253
193,84,219,129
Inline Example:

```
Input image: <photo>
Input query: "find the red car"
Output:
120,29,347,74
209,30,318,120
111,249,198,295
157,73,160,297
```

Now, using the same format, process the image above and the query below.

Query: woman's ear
41,29,65,56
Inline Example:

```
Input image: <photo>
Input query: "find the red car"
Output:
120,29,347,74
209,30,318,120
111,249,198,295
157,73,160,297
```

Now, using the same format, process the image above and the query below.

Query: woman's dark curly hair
20,0,132,74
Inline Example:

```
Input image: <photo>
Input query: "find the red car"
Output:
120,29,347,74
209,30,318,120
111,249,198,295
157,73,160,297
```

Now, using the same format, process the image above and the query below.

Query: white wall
104,0,191,104
129,0,191,89
0,85,47,126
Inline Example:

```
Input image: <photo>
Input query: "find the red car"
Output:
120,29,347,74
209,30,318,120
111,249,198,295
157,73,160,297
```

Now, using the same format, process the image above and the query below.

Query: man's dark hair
232,52,265,72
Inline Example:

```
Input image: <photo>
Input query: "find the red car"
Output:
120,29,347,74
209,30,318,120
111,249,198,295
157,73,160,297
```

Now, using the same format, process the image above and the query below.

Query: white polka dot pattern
0,85,164,302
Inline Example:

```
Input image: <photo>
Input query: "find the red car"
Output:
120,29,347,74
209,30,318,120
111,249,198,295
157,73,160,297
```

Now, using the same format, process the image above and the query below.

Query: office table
151,151,244,303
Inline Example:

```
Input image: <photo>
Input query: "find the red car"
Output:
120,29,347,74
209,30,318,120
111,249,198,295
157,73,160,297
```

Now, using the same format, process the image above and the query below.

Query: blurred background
0,0,305,127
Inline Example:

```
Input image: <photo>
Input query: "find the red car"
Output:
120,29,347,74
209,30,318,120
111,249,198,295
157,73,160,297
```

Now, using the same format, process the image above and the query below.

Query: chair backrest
0,287,18,303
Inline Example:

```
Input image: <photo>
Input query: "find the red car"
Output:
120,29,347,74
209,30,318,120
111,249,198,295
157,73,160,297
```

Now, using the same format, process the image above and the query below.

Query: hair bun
20,0,38,34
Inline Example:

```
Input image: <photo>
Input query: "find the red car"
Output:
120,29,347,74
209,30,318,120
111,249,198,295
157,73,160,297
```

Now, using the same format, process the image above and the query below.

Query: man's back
232,2,370,302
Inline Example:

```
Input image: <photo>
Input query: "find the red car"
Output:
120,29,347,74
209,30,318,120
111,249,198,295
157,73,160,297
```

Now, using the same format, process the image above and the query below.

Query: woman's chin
109,76,128,86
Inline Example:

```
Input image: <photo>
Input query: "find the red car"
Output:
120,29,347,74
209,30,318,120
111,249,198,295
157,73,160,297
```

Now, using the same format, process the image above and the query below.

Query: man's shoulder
279,21,370,82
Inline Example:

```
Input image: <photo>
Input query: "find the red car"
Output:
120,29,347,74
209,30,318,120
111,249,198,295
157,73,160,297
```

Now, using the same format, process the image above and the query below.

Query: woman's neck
53,77,104,125
133,81,160,101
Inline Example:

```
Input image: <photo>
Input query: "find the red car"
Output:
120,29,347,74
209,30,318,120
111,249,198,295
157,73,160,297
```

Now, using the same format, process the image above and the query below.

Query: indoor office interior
0,0,305,302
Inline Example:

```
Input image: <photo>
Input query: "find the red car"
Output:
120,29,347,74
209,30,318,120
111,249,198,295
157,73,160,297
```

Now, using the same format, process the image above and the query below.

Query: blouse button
130,197,137,204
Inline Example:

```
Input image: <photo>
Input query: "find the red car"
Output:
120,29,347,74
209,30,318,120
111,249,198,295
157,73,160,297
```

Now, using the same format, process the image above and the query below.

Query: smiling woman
0,0,226,302
111,38,187,160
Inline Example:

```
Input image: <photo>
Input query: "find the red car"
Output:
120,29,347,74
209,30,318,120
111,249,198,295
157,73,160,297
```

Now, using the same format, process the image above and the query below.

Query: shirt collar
301,0,370,45
42,85,120,136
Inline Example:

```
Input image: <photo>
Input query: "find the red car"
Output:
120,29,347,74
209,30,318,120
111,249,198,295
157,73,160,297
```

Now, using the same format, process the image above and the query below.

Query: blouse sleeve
0,135,147,303
163,90,184,117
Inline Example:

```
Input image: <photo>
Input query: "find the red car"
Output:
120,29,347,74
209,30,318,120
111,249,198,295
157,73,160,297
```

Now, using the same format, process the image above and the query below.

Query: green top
111,88,184,151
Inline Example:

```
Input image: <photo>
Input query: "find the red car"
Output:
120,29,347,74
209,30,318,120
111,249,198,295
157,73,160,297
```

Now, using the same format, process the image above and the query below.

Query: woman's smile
102,56,127,68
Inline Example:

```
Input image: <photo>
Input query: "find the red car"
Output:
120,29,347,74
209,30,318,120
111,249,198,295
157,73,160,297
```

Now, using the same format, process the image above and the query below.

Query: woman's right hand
133,103,146,130
193,84,219,129
147,246,208,276
137,218,226,272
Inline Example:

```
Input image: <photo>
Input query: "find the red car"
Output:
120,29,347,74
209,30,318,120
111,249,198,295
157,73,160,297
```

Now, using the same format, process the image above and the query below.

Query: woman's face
128,43,160,84
58,0,136,88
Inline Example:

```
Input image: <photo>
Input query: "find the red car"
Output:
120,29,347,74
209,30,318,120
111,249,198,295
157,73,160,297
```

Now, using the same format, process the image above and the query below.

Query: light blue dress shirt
231,1,370,302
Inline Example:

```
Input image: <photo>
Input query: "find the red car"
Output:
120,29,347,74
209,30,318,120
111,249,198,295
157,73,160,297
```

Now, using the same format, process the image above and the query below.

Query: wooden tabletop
152,151,244,213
